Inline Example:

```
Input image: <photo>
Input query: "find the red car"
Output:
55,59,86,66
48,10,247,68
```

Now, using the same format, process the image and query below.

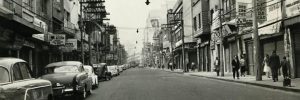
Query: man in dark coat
269,50,280,82
232,55,240,79
215,57,220,76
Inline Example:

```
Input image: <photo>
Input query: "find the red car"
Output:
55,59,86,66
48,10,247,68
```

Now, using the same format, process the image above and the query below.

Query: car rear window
54,65,79,73
0,67,9,83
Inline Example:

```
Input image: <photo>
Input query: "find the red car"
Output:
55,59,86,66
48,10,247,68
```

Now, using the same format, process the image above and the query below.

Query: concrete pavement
80,68,300,100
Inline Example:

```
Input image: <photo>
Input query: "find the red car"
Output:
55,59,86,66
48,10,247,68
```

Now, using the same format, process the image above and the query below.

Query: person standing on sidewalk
191,62,196,72
269,50,280,82
214,57,220,76
232,55,240,79
263,54,271,78
240,55,246,77
281,56,290,79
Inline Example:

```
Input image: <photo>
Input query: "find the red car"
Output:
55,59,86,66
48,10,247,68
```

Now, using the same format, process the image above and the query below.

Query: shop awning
258,21,281,36
284,15,300,26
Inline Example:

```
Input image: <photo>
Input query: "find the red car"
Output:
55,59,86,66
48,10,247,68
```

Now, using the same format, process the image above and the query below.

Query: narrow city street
78,68,300,100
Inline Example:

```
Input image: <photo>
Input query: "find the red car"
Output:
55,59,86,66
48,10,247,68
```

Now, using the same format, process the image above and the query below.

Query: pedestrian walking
191,62,196,72
269,50,280,82
214,57,220,76
186,61,190,72
240,55,246,77
263,54,271,78
281,56,290,79
232,55,240,79
168,62,172,70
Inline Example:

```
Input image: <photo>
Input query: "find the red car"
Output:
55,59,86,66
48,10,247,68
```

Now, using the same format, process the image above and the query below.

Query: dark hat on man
272,50,276,54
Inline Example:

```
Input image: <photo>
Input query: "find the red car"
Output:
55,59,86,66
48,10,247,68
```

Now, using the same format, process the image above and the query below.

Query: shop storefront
287,24,300,78
198,41,210,72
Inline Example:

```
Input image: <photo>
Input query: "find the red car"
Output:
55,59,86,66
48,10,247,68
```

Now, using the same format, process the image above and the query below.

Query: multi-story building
0,0,52,77
167,0,196,71
0,0,109,76
192,0,211,72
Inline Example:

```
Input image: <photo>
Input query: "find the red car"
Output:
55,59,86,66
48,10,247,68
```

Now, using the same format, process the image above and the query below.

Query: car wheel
105,76,110,81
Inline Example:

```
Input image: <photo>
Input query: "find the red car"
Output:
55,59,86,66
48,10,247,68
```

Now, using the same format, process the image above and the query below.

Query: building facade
192,0,211,72
0,0,110,77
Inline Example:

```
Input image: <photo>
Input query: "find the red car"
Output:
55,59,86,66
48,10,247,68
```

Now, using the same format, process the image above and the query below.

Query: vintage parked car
117,65,123,73
93,63,112,81
83,65,98,89
107,65,118,76
0,57,53,100
41,61,93,99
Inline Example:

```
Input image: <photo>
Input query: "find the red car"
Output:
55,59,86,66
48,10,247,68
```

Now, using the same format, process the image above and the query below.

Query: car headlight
56,83,63,87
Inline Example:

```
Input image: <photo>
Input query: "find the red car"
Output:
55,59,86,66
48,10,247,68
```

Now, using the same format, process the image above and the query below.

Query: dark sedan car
41,61,92,99
0,57,53,100
94,63,112,81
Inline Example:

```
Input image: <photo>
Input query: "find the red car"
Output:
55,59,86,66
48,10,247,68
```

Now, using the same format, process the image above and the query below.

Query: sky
105,0,175,56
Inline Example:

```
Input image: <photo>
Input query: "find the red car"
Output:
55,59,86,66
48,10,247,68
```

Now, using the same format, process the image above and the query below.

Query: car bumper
53,86,83,96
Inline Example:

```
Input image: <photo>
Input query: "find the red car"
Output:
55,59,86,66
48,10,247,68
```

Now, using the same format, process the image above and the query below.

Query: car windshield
0,67,9,83
54,65,79,73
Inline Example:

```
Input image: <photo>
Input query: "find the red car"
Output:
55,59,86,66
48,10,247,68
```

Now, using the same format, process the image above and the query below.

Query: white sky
105,0,175,56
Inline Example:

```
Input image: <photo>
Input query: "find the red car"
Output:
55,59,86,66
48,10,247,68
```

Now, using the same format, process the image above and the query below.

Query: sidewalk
184,72,300,93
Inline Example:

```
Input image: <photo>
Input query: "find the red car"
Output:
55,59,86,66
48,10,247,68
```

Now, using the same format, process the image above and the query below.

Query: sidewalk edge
188,74,300,93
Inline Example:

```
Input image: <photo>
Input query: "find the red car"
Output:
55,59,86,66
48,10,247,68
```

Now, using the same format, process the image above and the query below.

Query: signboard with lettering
60,39,77,52
266,0,282,22
286,0,300,18
236,2,253,27
32,34,45,41
257,0,267,23
49,34,66,45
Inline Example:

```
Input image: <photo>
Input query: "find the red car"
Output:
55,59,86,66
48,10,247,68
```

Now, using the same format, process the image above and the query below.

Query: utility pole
181,18,186,72
253,0,262,81
80,1,85,64
96,31,99,64
88,26,93,65
218,2,224,76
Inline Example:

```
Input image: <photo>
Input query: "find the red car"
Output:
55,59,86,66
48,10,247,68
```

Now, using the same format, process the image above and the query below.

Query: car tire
105,76,110,81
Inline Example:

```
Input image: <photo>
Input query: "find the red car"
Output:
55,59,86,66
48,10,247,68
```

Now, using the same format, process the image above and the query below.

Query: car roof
0,57,26,69
45,61,82,68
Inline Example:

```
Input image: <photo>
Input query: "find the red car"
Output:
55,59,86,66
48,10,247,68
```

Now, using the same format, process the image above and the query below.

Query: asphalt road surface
81,68,300,100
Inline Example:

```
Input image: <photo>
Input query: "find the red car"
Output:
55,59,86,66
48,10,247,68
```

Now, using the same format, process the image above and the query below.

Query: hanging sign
49,34,66,45
286,0,300,18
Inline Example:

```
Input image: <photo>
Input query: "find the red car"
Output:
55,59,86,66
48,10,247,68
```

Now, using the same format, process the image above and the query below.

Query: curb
162,70,184,74
188,74,300,93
